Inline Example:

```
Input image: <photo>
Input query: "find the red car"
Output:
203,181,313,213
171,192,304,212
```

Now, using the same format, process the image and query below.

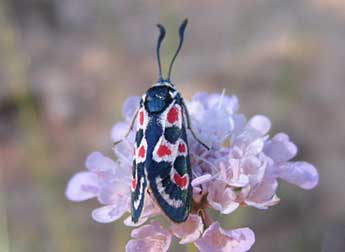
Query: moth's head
144,84,176,113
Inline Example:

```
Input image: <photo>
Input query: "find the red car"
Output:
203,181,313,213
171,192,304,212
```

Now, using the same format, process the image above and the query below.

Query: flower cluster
66,92,319,252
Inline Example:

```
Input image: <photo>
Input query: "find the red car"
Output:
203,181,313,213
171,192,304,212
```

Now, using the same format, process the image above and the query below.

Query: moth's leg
182,101,210,151
113,107,139,146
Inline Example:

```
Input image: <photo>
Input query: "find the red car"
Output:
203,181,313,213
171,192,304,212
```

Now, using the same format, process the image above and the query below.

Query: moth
115,19,209,223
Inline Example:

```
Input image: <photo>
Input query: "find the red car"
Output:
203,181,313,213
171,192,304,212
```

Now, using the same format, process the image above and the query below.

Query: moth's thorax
144,82,179,114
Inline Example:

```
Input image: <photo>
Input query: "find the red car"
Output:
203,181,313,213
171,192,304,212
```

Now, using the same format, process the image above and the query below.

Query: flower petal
122,96,141,120
85,151,116,172
111,122,130,143
246,137,265,156
192,174,213,187
192,92,209,107
171,214,203,244
228,174,250,187
279,161,319,190
126,239,160,252
65,172,99,202
224,95,239,114
97,179,130,205
197,107,234,146
195,222,255,252
91,201,128,223
264,133,297,163
244,178,279,209
186,101,206,122
126,221,172,252
207,182,239,214
131,221,170,240
248,115,271,136
218,161,249,188
231,114,247,137
245,194,280,209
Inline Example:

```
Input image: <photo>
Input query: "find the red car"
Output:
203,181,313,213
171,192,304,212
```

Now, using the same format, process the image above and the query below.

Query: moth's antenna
156,23,166,82
167,19,188,82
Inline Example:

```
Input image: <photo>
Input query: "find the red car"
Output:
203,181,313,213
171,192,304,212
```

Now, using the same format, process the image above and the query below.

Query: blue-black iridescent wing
145,100,192,223
131,106,148,223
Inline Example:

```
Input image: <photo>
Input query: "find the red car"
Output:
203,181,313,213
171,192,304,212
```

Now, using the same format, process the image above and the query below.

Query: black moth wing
131,103,148,223
145,96,192,223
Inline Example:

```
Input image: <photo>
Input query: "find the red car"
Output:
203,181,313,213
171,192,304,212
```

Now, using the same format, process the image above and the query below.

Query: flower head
66,91,319,251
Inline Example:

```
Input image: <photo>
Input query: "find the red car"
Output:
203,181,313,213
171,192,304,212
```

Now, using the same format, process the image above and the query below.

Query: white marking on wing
133,177,145,209
155,177,183,208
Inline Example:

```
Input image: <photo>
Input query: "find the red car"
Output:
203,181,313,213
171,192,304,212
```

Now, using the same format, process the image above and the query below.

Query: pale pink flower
66,91,318,252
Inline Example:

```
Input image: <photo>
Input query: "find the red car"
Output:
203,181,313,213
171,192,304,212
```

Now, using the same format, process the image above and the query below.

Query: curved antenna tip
156,23,164,30
156,23,166,81
182,19,188,27
156,24,166,37
179,19,188,35
166,19,189,81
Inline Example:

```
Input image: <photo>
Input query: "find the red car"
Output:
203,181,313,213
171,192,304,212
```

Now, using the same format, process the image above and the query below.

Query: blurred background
0,0,344,252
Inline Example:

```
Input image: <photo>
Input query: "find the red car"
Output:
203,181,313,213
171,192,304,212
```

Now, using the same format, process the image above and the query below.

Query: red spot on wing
178,143,186,153
138,146,146,158
174,173,188,188
131,178,137,191
139,110,144,126
157,145,172,157
167,106,179,124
